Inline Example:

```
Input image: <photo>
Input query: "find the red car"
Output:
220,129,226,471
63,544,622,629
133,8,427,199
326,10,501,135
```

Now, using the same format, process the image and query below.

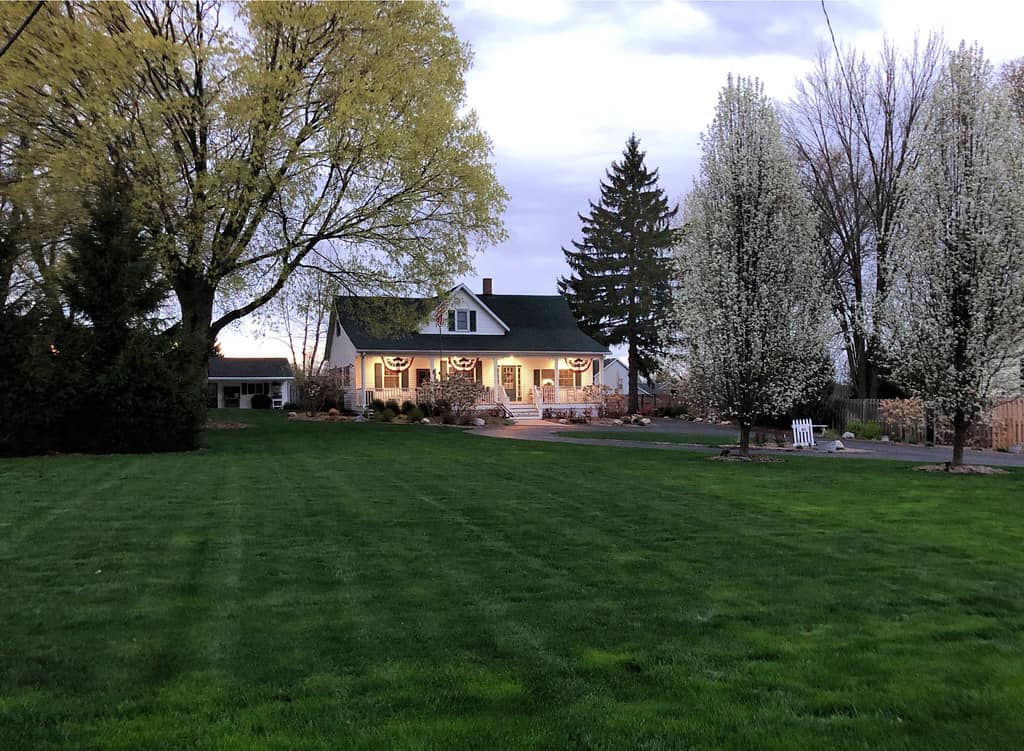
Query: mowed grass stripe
1,411,1023,750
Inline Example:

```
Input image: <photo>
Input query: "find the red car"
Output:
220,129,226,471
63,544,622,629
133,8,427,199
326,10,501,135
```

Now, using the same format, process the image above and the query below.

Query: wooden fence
994,398,1024,450
834,397,1024,449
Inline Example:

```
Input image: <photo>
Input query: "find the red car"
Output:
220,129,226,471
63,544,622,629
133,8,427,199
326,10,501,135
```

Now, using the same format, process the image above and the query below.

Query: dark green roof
333,294,607,354
208,357,294,379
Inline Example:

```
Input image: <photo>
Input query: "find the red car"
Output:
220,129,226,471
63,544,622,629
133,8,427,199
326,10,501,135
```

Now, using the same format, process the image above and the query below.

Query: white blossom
885,44,1024,464
673,76,830,452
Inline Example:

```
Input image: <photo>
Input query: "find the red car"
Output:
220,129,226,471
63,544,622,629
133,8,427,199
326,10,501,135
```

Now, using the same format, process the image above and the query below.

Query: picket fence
834,397,1024,449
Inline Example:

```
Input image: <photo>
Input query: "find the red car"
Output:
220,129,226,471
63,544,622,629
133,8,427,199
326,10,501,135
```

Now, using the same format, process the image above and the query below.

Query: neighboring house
207,357,295,409
324,279,609,417
601,357,672,411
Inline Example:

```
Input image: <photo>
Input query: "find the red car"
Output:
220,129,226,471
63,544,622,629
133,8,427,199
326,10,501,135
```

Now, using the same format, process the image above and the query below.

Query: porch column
598,358,604,388
554,357,560,403
430,357,436,381
493,357,499,397
360,354,367,406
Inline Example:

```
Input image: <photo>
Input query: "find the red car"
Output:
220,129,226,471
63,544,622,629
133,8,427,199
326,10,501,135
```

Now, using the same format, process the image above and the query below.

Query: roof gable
417,283,509,335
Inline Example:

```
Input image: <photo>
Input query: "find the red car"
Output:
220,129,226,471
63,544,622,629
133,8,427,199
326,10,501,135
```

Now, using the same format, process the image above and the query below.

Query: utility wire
0,1,45,62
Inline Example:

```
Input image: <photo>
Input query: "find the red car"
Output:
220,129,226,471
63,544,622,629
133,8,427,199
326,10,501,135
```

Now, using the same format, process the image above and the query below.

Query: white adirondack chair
791,418,816,448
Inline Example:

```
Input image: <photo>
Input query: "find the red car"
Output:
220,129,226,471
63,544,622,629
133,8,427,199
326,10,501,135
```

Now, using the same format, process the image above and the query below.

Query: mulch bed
709,451,783,463
204,420,250,430
914,463,1009,474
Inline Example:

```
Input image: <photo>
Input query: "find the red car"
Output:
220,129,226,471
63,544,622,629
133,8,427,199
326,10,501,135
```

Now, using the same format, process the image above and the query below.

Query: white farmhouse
325,279,609,417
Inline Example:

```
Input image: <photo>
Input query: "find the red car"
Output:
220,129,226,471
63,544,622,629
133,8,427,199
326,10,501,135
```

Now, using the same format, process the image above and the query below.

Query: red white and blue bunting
564,357,592,372
383,355,414,372
447,356,478,372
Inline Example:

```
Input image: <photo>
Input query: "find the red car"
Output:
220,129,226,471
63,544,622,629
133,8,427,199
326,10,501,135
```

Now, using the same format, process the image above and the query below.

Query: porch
348,353,606,416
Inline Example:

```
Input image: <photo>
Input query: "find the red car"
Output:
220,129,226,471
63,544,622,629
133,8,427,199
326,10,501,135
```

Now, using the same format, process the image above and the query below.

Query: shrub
251,393,272,409
409,406,425,421
378,408,396,422
371,398,386,413
847,419,882,440
400,400,416,415
282,401,299,410
385,399,400,414
441,411,457,424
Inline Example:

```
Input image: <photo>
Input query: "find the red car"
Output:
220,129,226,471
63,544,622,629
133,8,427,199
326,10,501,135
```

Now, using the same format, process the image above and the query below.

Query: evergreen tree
558,134,677,413
55,172,205,454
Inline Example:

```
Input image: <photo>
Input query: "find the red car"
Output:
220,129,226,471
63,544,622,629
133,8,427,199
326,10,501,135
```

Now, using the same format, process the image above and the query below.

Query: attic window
447,309,477,332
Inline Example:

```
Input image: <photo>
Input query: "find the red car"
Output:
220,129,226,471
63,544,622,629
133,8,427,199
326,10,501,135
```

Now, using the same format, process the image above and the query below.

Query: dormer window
447,308,477,332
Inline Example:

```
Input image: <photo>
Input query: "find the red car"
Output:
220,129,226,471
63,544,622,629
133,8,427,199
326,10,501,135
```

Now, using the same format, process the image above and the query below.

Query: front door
500,365,520,402
223,385,240,408
416,368,432,387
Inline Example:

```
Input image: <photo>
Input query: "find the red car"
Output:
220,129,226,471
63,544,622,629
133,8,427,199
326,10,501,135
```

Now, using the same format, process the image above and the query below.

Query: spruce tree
558,134,677,413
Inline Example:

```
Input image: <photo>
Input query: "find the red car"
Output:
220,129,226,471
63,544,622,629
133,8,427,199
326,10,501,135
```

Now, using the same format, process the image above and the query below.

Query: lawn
558,429,740,445
2,410,1023,750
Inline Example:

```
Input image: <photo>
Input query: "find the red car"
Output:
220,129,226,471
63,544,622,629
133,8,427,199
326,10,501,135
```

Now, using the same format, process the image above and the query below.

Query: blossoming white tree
675,76,829,455
885,44,1024,467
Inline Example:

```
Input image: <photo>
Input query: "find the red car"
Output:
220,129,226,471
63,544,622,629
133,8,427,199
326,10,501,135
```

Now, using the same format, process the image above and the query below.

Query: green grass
2,410,1023,750
558,429,739,445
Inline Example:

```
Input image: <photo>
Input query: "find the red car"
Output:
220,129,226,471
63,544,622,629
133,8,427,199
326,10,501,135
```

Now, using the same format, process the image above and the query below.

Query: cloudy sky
222,0,1024,357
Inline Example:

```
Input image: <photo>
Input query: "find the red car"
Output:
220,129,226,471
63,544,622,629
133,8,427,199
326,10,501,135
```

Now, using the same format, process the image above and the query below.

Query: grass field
557,430,740,445
2,410,1023,750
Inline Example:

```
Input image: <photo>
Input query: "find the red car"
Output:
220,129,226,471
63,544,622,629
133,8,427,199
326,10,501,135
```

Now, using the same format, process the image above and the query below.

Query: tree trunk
173,273,217,407
951,408,968,467
738,422,751,456
627,338,640,414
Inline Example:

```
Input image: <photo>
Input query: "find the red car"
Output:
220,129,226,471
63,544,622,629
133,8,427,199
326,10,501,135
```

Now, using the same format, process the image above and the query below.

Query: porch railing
537,386,598,404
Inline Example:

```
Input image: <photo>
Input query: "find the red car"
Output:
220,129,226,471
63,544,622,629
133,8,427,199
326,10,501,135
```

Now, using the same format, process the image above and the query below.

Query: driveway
473,419,1024,467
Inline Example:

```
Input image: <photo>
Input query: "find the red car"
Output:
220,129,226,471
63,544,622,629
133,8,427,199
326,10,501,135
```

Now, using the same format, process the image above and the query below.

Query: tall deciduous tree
885,44,1024,467
558,134,677,413
675,76,829,454
0,1,506,391
785,36,943,398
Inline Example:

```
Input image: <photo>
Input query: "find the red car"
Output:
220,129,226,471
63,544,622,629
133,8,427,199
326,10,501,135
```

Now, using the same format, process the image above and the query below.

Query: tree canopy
0,1,506,355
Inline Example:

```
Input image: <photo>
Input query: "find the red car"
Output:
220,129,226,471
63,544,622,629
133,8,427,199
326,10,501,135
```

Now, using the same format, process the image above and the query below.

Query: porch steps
507,404,541,419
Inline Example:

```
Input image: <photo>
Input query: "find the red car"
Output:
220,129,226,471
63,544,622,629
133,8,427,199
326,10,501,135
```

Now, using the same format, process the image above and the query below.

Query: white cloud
459,0,574,26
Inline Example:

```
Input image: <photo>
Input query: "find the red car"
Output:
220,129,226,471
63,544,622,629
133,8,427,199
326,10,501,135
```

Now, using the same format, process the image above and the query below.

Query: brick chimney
482,278,493,295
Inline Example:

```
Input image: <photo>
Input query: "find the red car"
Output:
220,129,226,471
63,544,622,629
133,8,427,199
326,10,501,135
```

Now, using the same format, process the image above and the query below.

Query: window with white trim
455,310,469,331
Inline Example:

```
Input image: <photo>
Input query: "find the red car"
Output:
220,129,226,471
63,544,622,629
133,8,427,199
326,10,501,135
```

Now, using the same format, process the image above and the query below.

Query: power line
0,1,46,62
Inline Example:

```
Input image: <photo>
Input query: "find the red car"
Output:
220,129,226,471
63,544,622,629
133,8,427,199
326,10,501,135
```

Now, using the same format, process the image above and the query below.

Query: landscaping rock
558,418,568,424
639,417,651,425
353,415,367,423
287,412,297,418
694,417,703,422
420,417,430,424
472,417,486,427
613,419,623,425
842,431,854,439
881,435,890,442
327,408,340,417
819,440,845,453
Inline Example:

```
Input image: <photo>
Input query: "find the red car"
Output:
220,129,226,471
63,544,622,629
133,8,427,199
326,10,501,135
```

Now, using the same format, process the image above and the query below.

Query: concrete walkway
473,420,1024,467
